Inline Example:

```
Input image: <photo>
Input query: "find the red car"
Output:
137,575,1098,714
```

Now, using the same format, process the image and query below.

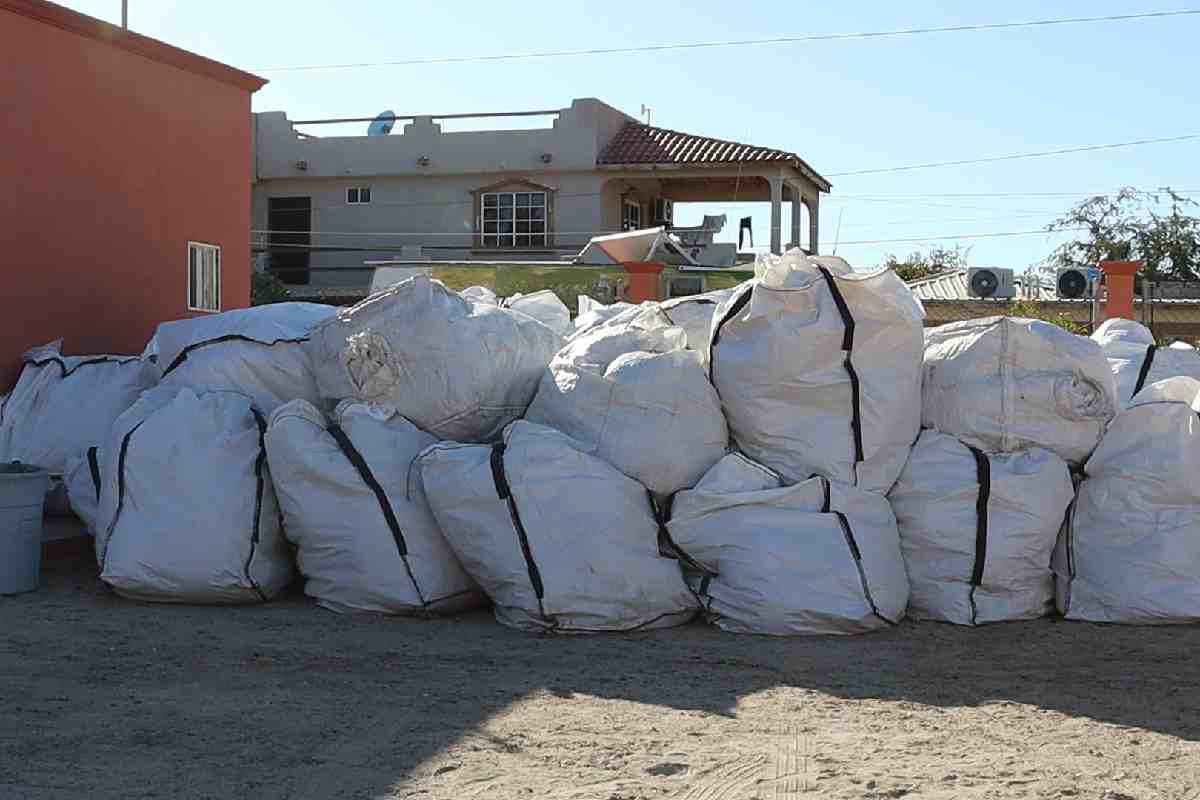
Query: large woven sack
709,252,924,493
922,316,1117,464
666,452,909,636
94,387,292,604
155,302,335,415
525,307,727,495
1091,318,1200,407
265,399,481,615
0,341,156,475
419,420,697,633
1053,377,1200,623
660,288,737,354
306,275,561,442
889,430,1074,625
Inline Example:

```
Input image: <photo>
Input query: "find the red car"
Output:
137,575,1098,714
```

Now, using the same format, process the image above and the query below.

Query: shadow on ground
1,552,1197,799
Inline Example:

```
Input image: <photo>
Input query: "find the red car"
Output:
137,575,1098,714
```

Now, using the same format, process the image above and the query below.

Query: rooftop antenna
831,207,845,255
640,104,651,125
367,110,397,136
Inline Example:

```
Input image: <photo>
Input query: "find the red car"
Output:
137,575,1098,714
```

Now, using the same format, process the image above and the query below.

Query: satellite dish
367,110,397,136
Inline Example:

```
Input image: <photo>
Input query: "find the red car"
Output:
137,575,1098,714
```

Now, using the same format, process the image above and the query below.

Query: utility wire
256,10,1200,72
827,134,1200,177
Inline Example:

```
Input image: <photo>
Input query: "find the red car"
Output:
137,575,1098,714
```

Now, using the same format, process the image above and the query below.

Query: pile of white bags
660,288,736,353
0,341,156,475
889,430,1074,625
666,453,909,635
94,387,292,604
709,251,925,492
525,306,727,495
156,302,335,414
1054,377,1200,623
1091,318,1200,407
265,399,481,615
306,275,561,442
922,316,1117,464
419,421,697,633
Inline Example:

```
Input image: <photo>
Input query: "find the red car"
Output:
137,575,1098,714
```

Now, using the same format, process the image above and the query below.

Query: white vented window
481,191,547,247
346,186,372,204
187,242,221,312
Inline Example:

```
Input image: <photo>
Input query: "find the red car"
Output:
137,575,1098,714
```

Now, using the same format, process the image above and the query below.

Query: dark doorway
268,196,312,285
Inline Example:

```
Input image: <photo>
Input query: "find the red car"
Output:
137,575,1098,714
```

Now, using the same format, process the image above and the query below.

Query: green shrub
252,272,291,306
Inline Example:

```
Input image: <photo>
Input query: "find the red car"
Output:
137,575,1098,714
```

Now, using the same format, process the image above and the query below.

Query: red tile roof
597,121,830,190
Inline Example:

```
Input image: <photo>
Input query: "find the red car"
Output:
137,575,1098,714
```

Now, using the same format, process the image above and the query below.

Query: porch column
769,176,783,255
806,195,819,255
789,183,803,251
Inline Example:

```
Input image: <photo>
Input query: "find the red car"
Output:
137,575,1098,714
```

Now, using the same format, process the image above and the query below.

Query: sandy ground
3,553,1200,800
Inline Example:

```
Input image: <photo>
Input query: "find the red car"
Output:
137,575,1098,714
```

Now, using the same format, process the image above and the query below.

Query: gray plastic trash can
0,463,49,595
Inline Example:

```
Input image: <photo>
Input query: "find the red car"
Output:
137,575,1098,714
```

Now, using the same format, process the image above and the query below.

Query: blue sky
59,0,1200,269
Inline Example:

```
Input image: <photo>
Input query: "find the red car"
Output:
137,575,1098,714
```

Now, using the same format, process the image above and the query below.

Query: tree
251,271,291,306
882,245,971,282
1046,187,1200,281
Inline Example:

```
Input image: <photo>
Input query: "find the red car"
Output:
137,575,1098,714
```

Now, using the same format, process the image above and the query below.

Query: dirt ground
3,553,1200,800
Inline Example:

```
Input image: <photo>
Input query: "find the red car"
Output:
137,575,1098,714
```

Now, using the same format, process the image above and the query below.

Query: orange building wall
0,3,259,388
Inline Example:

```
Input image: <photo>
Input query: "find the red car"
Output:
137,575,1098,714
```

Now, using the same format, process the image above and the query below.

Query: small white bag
667,453,909,636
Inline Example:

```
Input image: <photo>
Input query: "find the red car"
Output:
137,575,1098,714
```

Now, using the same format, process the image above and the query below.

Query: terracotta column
1099,260,1143,321
622,261,666,303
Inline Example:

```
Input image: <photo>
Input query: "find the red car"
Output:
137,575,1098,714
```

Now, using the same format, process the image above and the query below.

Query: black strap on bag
490,443,547,618
1131,343,1158,399
160,334,309,378
243,410,269,602
102,419,147,569
815,267,865,477
647,491,714,578
327,423,427,606
86,446,102,502
707,283,753,382
825,477,895,626
967,445,992,626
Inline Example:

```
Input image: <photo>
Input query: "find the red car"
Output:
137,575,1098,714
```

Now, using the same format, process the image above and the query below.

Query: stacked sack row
8,255,1200,632
891,316,1117,625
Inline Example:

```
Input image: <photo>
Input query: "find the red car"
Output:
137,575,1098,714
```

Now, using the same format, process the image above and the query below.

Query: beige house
251,98,829,290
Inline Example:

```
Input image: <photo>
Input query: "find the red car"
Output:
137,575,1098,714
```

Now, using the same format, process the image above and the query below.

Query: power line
256,10,1200,72
827,134,1200,177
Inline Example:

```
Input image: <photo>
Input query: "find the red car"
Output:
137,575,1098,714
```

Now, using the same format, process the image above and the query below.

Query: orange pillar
1099,260,1143,321
622,261,667,303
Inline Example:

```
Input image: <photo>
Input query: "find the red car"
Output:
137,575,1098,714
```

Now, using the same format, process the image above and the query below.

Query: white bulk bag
571,298,636,338
660,288,737,353
1053,377,1200,623
0,341,156,475
461,285,499,304
419,421,696,633
306,275,561,442
64,446,103,534
504,290,572,337
889,430,1074,625
709,252,925,493
666,452,908,635
265,399,481,615
922,316,1117,464
1092,318,1200,407
156,302,335,415
94,387,292,604
526,307,727,495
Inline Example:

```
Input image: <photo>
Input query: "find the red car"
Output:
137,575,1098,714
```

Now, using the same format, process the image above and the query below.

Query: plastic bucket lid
0,462,48,479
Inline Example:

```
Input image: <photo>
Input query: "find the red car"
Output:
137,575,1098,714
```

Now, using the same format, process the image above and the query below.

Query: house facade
0,0,265,387
252,98,830,290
